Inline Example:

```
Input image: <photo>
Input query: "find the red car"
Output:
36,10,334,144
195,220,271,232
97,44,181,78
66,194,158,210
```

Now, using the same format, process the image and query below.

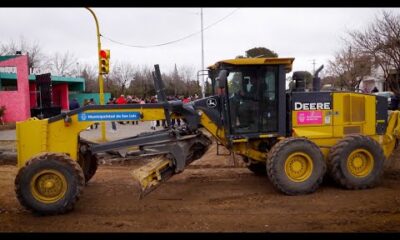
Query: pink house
0,55,30,123
1,54,104,124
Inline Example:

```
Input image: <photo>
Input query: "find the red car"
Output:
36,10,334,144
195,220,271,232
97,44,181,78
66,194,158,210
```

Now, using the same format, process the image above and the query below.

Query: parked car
373,91,399,110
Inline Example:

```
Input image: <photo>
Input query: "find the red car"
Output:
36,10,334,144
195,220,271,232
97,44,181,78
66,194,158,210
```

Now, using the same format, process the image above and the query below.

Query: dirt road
1,144,400,232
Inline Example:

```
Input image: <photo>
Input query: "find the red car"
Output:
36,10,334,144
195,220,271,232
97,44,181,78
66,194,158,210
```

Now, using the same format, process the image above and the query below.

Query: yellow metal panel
332,93,345,134
343,94,351,123
232,139,248,143
232,142,266,161
16,107,168,169
363,95,376,135
47,115,85,161
382,110,400,158
259,134,276,138
351,95,365,122
343,126,362,135
292,127,334,139
208,57,294,73
16,118,48,168
306,138,341,159
199,110,226,145
332,92,375,137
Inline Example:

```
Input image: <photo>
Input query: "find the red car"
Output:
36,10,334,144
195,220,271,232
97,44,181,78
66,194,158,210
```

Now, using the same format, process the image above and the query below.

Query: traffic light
99,49,110,74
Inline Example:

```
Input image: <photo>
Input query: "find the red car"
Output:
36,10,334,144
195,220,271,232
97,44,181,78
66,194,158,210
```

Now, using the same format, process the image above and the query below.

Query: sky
1,7,400,78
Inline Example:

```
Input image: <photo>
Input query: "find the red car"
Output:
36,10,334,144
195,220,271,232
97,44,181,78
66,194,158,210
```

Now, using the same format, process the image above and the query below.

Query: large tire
267,137,326,195
78,151,98,184
78,142,98,184
15,153,85,215
327,135,385,190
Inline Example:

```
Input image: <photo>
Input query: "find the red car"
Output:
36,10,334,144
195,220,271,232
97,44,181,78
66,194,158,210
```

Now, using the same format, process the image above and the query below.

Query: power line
101,8,240,49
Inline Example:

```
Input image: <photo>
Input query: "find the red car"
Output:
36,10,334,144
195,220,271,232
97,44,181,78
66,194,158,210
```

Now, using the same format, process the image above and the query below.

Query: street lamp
200,8,205,98
85,7,107,142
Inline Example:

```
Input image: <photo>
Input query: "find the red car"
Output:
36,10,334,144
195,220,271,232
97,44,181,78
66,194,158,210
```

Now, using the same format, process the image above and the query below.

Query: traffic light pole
86,7,106,142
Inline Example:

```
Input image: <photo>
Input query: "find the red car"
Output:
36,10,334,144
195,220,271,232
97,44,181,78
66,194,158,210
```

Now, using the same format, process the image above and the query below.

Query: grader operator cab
15,57,400,215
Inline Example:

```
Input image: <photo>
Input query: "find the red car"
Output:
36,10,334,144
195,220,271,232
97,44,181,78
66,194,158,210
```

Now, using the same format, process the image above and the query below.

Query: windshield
224,66,279,133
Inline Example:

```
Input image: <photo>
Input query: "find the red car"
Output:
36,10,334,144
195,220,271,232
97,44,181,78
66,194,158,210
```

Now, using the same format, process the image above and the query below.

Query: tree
127,65,154,99
107,61,136,97
348,11,400,94
302,71,314,90
245,47,278,58
45,51,78,76
80,64,98,93
0,36,45,72
327,45,372,91
171,64,180,96
179,65,200,97
286,71,314,91
321,75,338,91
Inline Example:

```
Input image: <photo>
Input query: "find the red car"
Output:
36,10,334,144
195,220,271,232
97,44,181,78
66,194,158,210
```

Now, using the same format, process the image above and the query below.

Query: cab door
259,66,279,133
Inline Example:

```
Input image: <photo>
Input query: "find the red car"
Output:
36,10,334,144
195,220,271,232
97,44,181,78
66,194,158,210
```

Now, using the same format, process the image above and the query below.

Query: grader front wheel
15,153,85,215
267,137,326,195
78,151,99,184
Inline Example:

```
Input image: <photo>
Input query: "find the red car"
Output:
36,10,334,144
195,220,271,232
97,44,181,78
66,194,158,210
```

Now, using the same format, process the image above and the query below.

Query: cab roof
208,57,295,73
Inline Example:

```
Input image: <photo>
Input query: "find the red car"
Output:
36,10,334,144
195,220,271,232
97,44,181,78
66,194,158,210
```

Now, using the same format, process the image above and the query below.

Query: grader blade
129,132,211,198
131,157,175,198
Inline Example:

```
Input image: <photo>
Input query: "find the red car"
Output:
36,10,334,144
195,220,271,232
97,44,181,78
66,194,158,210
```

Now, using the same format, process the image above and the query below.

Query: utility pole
86,7,107,142
200,8,205,98
311,59,316,75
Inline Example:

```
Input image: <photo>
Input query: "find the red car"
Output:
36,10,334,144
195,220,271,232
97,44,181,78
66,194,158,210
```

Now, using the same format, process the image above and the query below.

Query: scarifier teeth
131,157,174,199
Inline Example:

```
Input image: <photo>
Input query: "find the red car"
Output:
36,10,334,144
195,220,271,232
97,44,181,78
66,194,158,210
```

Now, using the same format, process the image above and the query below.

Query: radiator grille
343,94,365,123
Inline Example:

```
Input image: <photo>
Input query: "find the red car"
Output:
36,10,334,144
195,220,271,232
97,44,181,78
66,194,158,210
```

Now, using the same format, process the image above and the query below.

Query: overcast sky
1,7,400,78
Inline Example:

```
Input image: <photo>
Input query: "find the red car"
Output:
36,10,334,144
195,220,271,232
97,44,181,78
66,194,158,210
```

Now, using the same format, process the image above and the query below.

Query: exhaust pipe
312,65,324,92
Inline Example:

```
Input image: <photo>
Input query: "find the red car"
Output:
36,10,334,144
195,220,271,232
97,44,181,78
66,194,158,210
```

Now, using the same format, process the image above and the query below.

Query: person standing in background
130,96,140,125
115,95,127,125
107,97,117,132
89,98,99,129
83,99,92,130
69,98,80,110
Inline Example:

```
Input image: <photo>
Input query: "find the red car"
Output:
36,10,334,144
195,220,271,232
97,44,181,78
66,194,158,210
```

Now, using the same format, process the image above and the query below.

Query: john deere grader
15,58,400,215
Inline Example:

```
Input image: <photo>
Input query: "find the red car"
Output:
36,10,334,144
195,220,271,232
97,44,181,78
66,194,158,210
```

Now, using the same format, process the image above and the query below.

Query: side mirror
217,70,228,89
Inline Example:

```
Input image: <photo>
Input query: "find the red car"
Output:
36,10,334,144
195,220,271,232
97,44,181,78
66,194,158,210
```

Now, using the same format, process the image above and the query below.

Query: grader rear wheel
15,153,85,215
266,137,326,195
328,135,385,189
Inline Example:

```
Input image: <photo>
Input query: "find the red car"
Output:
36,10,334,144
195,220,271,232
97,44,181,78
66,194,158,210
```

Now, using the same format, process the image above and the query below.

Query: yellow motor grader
15,58,400,215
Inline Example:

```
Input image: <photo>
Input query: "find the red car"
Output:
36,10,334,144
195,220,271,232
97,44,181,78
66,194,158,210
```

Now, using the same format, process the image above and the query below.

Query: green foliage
287,71,314,90
245,47,278,58
303,71,314,89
